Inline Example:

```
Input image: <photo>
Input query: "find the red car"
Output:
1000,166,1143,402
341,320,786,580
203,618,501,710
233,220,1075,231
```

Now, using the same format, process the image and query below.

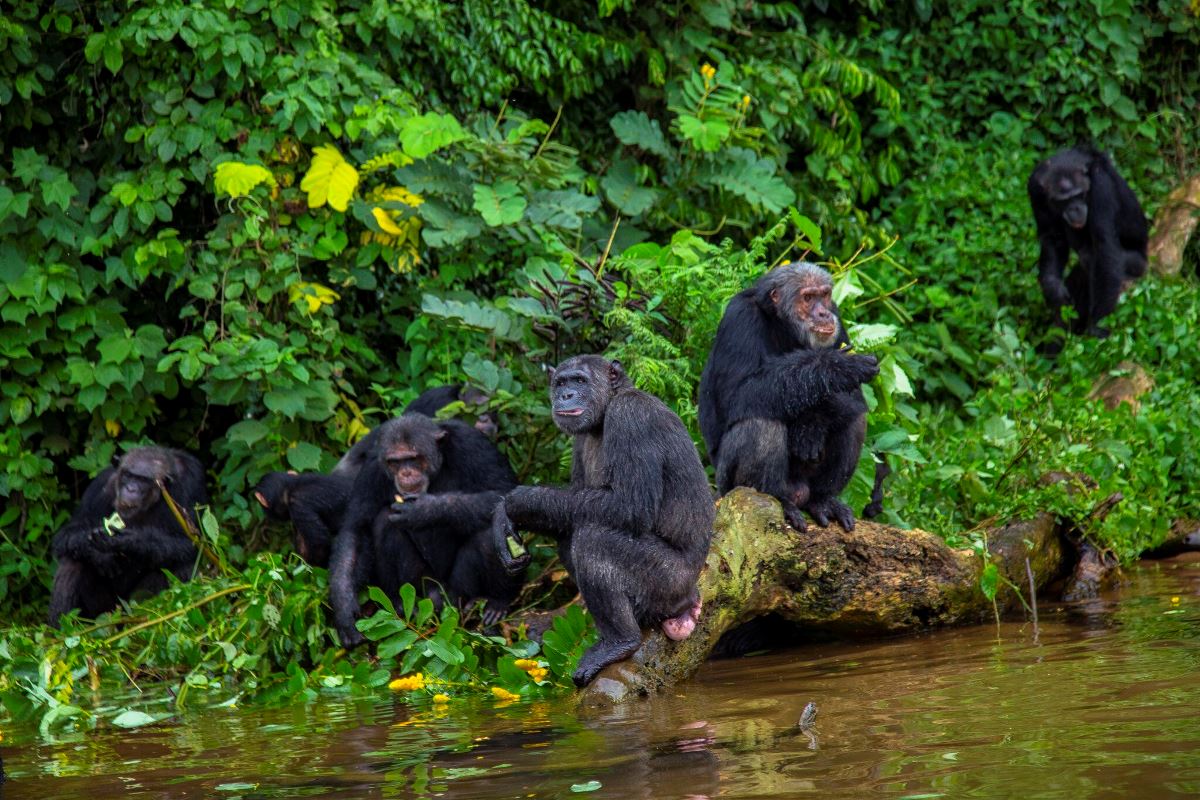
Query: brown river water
3,553,1200,799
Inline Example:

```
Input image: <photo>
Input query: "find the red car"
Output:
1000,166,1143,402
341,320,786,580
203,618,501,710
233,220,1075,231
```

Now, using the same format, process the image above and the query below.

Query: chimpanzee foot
806,497,855,532
661,597,702,641
480,600,507,628
780,500,808,533
572,637,641,687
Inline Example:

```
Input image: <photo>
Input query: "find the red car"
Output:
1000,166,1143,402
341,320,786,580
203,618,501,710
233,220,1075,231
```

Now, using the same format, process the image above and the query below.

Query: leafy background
1,0,1198,726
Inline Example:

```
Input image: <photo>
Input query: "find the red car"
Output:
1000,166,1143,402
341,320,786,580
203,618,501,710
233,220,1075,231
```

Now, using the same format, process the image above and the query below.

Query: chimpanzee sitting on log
1028,146,1148,338
253,471,352,568
698,262,879,533
49,446,206,626
329,413,519,648
492,355,714,687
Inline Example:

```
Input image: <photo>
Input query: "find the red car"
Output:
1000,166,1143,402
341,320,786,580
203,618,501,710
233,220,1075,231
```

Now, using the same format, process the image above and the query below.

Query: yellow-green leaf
372,207,404,235
213,162,276,198
300,144,359,212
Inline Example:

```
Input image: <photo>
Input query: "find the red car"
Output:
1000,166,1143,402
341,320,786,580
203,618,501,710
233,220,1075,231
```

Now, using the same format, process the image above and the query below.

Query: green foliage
1,0,1198,733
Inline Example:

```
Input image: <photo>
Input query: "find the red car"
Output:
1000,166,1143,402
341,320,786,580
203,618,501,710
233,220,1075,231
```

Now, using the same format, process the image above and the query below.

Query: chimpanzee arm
108,516,198,569
52,469,123,573
329,467,391,647
386,490,504,539
503,485,577,538
1028,173,1072,308
735,349,878,421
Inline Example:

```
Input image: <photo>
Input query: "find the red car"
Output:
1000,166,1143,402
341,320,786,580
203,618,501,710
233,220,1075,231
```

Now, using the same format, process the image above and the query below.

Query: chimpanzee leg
1085,257,1125,336
716,418,807,532
804,413,867,532
1122,249,1147,280
1064,263,1091,334
372,515,431,603
48,558,119,626
329,529,373,648
569,523,698,686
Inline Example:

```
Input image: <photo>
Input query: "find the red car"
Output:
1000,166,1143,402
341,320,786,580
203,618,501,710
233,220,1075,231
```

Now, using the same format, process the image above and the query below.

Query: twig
533,105,563,160
158,480,222,571
1024,556,1040,644
101,583,250,645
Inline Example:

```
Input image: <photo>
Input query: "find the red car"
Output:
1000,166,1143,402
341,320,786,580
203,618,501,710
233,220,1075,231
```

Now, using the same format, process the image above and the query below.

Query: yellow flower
742,94,752,107
528,667,548,683
513,659,538,671
388,673,426,692
105,419,121,437
700,63,716,80
432,693,450,704
1171,596,1181,604
491,687,521,702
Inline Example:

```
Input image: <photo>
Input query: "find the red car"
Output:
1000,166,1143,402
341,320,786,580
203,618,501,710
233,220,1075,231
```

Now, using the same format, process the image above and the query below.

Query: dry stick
101,583,251,645
157,480,222,570
1024,556,1040,644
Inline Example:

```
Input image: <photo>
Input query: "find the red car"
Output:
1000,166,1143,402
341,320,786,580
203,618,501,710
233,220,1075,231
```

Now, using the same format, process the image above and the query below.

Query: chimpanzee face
1041,161,1091,230
548,355,627,435
381,416,445,499
771,271,840,349
253,472,293,521
114,466,162,519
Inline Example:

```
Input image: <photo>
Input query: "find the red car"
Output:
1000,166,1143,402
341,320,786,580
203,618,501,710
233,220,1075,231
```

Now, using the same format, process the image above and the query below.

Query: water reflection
4,554,1200,799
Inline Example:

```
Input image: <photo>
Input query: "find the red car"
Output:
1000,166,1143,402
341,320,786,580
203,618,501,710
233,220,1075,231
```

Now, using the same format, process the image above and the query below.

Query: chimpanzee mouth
555,409,584,417
812,325,837,338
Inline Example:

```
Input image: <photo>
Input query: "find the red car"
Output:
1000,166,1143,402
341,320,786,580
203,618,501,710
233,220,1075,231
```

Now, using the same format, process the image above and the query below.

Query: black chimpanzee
491,355,714,687
253,471,353,567
329,413,518,647
49,446,206,626
1028,146,1148,338
698,262,879,533
331,384,497,479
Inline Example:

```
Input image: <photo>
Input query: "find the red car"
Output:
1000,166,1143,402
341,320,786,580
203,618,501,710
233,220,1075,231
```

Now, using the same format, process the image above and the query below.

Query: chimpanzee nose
560,390,576,402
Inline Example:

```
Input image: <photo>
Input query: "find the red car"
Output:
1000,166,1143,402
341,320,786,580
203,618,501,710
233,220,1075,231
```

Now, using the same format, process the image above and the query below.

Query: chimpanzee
49,446,206,626
405,384,498,440
491,355,714,687
1028,146,1148,337
329,413,518,647
331,384,497,479
698,262,879,533
253,471,353,567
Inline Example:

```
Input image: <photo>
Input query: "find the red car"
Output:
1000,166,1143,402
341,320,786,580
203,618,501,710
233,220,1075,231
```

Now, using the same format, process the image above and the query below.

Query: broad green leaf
263,389,308,418
609,111,671,158
400,113,467,159
300,144,359,212
571,781,603,793
214,162,276,198
473,181,527,226
286,441,323,471
42,172,78,212
979,562,999,601
601,159,659,216
677,114,730,152
111,710,156,729
709,148,795,213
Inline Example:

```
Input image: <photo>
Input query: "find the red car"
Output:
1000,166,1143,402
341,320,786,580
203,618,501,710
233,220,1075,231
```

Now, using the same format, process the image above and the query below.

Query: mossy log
580,487,1069,707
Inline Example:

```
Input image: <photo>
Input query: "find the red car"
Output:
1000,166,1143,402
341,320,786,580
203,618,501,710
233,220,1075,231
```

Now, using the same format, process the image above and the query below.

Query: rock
1088,361,1153,413
1148,175,1200,277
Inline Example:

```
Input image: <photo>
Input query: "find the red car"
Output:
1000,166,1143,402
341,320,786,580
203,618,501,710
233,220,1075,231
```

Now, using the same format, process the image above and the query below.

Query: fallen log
580,487,1070,707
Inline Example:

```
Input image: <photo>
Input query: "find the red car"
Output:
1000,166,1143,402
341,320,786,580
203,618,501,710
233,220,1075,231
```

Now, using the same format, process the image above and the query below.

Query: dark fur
698,262,878,532
332,385,496,478
49,446,205,626
329,414,518,647
492,355,715,687
1028,146,1148,337
254,472,352,567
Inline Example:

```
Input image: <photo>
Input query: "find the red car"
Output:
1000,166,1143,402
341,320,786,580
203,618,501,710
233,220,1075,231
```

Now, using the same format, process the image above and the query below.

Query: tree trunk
580,487,1069,707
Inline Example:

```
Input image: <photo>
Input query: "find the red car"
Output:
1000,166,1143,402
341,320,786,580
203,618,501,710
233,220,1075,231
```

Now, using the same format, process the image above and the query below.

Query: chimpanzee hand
491,500,530,576
831,350,879,390
1042,278,1071,308
387,495,439,527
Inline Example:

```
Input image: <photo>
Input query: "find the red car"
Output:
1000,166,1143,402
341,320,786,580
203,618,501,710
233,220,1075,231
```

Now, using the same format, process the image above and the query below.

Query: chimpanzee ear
544,363,556,381
111,452,123,468
608,359,626,387
434,427,448,441
769,288,781,306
